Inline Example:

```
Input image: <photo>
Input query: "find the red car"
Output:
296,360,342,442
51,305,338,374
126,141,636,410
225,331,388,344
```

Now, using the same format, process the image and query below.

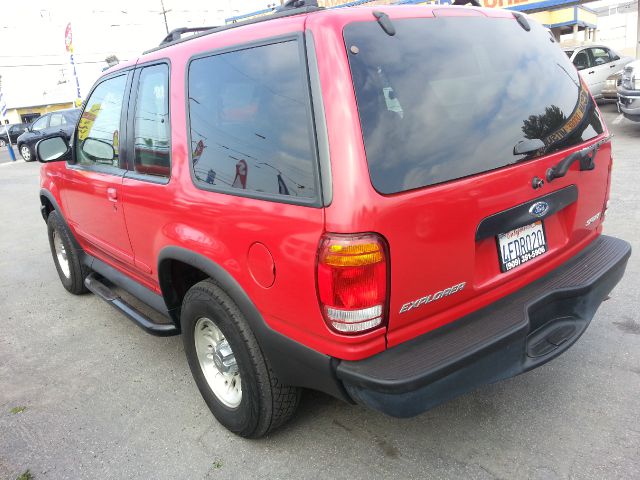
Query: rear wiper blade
513,138,545,156
546,135,612,182
372,11,395,36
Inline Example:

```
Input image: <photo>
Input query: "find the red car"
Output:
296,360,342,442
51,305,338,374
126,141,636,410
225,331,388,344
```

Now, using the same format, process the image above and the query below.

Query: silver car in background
564,45,634,98
618,60,640,122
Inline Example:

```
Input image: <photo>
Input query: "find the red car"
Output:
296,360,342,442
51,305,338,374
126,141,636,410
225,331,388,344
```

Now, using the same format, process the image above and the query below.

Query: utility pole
636,1,639,59
160,0,170,35
0,75,17,162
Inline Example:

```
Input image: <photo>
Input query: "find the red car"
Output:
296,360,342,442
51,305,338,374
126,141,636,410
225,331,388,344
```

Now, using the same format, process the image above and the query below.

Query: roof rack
144,1,323,55
160,26,220,46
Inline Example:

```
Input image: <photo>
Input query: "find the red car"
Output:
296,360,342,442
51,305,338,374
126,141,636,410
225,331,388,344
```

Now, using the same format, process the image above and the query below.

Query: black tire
0,138,6,148
20,144,34,162
182,279,300,438
47,211,88,294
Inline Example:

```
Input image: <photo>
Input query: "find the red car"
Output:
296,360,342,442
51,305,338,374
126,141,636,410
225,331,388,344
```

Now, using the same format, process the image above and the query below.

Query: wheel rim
0,139,5,147
21,146,30,160
194,317,242,408
52,229,71,278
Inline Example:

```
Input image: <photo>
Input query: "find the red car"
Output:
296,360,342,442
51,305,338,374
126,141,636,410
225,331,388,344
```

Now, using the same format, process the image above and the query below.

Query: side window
590,47,611,66
76,74,127,167
132,64,170,177
31,116,49,131
49,113,66,127
187,40,316,200
573,51,591,70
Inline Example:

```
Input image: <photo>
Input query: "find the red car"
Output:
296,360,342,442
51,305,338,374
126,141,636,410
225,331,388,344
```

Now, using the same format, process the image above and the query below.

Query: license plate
497,221,547,272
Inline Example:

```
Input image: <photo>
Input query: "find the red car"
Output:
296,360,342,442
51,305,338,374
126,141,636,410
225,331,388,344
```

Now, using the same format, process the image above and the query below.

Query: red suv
37,3,631,438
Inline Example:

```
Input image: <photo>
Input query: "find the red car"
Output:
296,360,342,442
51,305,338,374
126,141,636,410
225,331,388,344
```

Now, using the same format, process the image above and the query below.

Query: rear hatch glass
344,16,603,194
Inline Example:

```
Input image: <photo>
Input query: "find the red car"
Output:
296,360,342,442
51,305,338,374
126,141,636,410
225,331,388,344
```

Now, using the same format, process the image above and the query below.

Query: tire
0,138,6,148
182,279,300,438
20,144,34,162
47,210,88,294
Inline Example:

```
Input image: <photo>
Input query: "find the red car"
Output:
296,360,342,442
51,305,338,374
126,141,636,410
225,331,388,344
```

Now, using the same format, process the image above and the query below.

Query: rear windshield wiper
546,135,612,182
514,138,545,156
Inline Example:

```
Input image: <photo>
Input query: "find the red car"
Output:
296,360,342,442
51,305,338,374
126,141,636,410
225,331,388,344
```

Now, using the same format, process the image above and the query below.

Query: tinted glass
345,17,604,194
49,113,66,127
65,110,80,123
188,40,316,200
590,47,611,65
573,50,591,70
31,116,48,131
76,74,127,167
133,64,170,177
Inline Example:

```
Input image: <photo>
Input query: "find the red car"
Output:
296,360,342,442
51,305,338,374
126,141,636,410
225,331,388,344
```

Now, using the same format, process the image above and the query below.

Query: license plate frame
496,221,548,272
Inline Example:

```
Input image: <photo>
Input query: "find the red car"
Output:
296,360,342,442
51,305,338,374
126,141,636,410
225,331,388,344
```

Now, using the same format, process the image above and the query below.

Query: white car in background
564,45,634,98
618,59,640,122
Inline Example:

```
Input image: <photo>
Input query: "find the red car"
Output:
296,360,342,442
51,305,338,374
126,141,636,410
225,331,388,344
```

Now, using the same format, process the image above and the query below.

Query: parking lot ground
0,147,20,166
0,102,638,480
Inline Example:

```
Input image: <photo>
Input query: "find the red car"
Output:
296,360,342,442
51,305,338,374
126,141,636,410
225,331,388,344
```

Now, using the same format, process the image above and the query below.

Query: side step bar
84,273,179,337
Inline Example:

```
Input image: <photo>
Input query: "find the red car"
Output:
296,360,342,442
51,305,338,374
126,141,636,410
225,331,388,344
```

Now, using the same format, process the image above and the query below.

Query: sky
0,0,636,109
0,0,271,108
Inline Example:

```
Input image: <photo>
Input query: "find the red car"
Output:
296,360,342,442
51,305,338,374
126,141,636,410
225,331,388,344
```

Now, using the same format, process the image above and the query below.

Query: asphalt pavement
0,147,21,166
0,103,638,480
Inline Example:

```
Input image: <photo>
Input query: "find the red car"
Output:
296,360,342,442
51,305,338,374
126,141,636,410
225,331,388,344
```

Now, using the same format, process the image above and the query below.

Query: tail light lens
316,233,388,334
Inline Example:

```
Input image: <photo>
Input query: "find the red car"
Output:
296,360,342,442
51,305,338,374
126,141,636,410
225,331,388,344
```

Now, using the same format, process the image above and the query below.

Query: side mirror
81,137,115,163
36,135,70,162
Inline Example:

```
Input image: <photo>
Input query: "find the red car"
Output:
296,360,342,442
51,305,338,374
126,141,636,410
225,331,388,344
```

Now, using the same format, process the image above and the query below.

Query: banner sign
0,92,7,118
192,139,205,165
65,23,82,106
232,159,248,189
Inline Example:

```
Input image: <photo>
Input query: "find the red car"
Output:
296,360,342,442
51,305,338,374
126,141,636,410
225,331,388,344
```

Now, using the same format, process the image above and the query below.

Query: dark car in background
0,123,28,147
17,109,80,161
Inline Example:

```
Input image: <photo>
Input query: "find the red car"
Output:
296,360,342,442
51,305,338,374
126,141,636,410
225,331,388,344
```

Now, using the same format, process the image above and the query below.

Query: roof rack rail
160,26,219,46
144,1,323,55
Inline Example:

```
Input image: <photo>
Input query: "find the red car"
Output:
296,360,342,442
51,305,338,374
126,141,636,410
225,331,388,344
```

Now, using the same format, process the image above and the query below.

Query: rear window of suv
345,16,604,194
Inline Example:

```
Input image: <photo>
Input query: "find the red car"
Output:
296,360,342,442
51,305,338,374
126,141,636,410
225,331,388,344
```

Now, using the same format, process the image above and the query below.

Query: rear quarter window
345,16,604,194
187,39,318,202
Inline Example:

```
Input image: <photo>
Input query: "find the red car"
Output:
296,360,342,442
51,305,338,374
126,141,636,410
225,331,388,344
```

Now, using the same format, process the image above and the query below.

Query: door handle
609,64,616,68
107,187,118,202
588,70,594,74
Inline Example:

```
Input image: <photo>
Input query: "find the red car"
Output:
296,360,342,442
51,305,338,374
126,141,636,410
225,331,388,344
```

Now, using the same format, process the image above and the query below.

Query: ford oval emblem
529,201,550,218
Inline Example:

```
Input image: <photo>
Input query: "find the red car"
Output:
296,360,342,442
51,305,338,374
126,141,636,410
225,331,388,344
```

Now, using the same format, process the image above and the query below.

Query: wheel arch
39,188,61,221
157,246,351,402
157,246,259,328
39,188,83,250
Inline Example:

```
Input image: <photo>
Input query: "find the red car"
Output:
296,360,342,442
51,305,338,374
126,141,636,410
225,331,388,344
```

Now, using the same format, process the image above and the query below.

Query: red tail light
316,233,389,334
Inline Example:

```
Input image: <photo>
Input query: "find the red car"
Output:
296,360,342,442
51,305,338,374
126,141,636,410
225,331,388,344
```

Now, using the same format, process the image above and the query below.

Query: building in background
591,0,638,56
3,101,74,125
234,0,636,54
0,0,270,120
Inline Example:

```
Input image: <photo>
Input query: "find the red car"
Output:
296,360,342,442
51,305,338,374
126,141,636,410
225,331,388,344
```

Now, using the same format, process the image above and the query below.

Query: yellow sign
480,0,541,7
543,87,589,146
77,103,101,142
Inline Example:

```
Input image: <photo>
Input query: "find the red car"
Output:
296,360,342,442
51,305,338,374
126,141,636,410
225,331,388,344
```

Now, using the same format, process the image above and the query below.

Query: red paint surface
41,5,611,361
247,242,276,289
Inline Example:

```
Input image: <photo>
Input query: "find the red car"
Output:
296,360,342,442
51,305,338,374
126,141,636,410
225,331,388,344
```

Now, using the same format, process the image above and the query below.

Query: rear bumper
336,235,631,417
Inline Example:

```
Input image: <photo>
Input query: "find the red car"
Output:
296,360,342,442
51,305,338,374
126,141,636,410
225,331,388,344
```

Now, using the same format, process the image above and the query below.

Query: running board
84,273,179,337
